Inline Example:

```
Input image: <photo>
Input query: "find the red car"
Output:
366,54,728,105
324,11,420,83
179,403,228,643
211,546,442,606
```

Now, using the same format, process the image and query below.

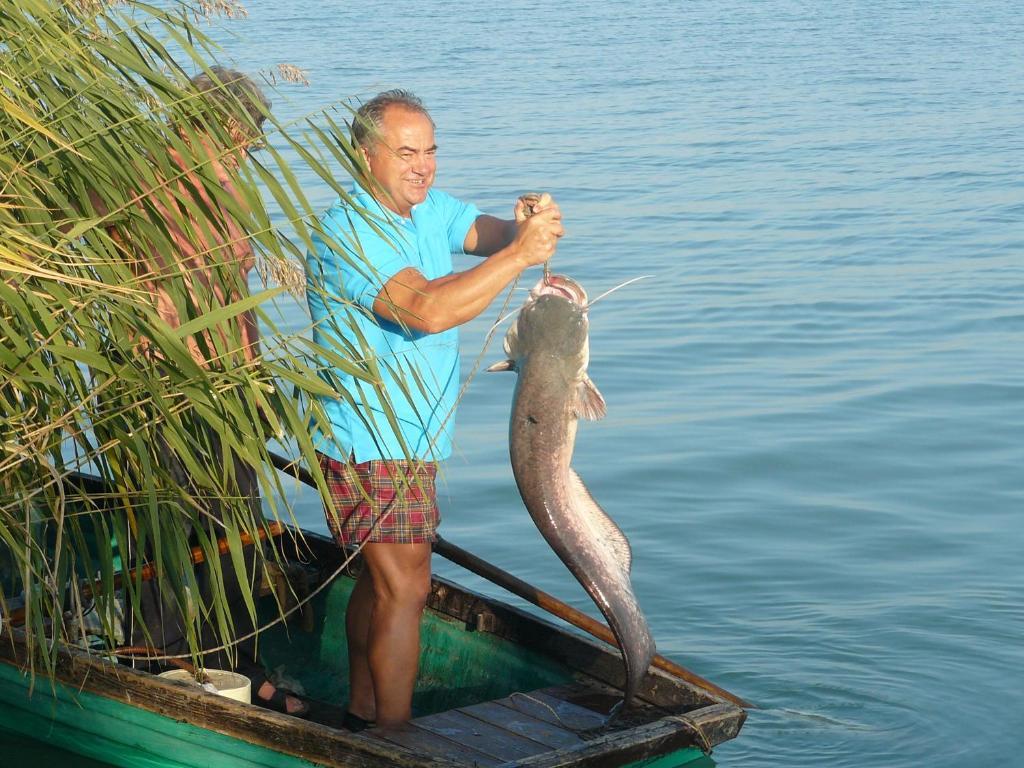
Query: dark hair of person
351,89,433,153
189,66,271,144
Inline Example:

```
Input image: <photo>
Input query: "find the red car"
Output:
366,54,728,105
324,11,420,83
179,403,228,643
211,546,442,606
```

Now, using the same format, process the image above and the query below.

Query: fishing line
421,191,568,455
408,272,523,466
483,305,521,343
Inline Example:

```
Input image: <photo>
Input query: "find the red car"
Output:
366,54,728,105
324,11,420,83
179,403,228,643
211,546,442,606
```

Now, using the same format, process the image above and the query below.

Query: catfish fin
503,322,521,358
574,375,607,420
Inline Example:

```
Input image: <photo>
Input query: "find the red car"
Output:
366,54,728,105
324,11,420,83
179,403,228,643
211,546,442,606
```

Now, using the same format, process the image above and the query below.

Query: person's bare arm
464,213,517,256
372,204,562,334
231,262,261,364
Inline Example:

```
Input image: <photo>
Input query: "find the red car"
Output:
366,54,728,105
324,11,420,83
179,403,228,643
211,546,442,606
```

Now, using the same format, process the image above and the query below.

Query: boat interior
241,529,741,765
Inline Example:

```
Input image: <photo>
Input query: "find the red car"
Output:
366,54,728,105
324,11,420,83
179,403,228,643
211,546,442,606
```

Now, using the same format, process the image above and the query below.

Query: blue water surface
219,2,1023,766
26,2,1024,766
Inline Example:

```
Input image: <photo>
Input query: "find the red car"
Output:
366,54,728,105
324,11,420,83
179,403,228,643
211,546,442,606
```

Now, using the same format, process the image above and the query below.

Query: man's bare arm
464,213,516,256
373,206,562,334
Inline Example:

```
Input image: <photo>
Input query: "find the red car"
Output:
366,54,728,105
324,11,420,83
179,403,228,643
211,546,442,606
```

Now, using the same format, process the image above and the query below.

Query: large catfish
488,274,656,719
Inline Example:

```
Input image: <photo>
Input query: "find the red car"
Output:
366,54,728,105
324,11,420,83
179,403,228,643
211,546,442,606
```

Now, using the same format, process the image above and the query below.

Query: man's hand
514,191,555,222
510,192,563,268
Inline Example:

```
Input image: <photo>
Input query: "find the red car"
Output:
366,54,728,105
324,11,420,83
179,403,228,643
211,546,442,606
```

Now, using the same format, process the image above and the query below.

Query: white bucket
158,668,252,704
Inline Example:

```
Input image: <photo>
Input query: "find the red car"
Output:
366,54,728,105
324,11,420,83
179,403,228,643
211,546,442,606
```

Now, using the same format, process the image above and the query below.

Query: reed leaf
0,0,416,676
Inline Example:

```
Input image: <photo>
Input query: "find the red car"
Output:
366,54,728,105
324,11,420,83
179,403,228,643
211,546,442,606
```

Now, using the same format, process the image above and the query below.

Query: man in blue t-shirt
304,89,562,729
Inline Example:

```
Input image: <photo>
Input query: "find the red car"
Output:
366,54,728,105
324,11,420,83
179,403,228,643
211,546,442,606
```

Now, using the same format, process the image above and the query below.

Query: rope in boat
667,714,714,755
507,691,573,729
508,691,715,753
115,646,210,683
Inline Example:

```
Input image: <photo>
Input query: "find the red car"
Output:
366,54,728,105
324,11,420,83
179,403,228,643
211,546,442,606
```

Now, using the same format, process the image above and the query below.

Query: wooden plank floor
370,685,618,765
374,720,504,766
541,680,672,730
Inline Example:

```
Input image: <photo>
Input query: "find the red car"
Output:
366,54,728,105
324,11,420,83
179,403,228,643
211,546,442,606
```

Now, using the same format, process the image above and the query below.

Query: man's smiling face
362,105,437,218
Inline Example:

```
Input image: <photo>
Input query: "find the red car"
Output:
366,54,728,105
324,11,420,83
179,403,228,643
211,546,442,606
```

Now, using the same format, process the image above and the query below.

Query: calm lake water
10,1,1024,766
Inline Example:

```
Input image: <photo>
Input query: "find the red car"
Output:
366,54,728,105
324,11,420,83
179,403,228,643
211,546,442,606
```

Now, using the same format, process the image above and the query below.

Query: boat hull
0,528,745,768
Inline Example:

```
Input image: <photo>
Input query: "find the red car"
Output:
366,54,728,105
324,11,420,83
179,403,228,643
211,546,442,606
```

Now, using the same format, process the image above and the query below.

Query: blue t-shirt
305,185,482,462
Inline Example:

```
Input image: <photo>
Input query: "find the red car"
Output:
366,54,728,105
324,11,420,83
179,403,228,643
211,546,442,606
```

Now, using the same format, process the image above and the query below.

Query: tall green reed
0,0,396,674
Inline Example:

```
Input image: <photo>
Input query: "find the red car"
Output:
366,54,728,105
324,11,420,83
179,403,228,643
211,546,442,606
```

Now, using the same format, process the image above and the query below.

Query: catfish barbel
488,274,656,720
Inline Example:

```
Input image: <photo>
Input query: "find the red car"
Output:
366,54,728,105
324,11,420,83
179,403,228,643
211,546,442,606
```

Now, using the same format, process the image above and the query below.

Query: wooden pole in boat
8,521,284,629
266,451,752,709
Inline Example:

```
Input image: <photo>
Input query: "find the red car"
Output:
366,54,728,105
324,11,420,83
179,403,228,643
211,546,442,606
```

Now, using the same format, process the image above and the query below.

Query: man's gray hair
352,89,433,153
189,66,271,141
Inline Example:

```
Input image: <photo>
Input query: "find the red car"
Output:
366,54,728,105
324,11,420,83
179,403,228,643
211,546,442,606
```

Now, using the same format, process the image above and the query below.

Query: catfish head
488,275,606,421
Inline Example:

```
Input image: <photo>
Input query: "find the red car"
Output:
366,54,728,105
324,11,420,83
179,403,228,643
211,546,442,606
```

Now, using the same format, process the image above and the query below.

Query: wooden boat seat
369,685,599,765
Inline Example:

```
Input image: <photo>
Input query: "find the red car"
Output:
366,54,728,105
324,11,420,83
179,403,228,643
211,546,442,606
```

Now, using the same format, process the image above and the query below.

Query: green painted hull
0,662,321,768
0,725,116,767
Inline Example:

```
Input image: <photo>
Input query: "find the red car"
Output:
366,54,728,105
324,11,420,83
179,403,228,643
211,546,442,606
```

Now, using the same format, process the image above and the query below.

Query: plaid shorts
317,452,440,545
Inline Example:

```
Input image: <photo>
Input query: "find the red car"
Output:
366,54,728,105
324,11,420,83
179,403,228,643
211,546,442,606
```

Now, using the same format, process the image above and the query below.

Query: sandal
342,711,375,732
249,668,310,718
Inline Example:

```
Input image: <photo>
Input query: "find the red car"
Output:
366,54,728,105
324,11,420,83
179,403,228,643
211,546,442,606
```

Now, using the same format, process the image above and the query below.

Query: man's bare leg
361,541,432,727
345,568,376,722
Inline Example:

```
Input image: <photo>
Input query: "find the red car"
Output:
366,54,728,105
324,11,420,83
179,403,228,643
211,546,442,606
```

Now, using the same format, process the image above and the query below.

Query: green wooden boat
0,472,747,768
